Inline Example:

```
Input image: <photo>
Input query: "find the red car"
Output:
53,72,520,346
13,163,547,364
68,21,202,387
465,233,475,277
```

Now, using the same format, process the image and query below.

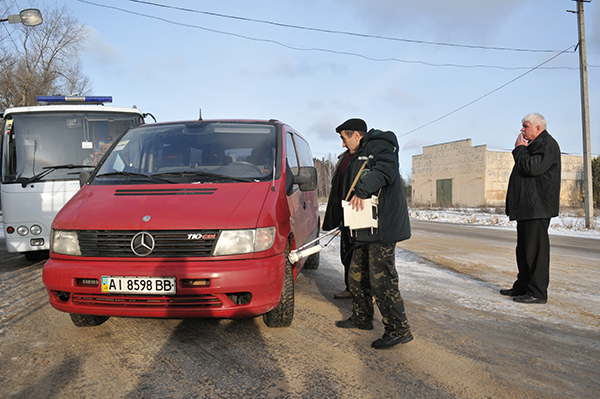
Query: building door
436,179,452,207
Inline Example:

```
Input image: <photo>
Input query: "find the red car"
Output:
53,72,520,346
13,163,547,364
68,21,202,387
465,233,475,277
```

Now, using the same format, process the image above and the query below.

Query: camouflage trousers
348,242,411,336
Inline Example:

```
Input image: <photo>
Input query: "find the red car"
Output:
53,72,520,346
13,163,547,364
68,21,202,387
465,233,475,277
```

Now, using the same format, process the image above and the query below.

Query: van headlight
51,230,82,256
213,227,275,256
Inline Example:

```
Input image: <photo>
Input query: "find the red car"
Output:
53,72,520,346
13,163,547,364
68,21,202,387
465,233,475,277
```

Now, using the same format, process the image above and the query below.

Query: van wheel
303,225,320,269
263,254,294,328
303,248,320,269
70,313,110,327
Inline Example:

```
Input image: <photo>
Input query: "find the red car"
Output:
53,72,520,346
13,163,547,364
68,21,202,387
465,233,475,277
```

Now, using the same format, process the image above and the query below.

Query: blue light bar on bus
36,96,113,104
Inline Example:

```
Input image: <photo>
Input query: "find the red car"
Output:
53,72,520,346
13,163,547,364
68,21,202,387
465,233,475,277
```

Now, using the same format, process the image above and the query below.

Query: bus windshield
2,112,143,183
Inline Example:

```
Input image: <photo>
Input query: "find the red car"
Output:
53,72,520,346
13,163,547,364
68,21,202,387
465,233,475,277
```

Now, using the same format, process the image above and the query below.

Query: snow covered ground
315,204,600,332
318,234,599,333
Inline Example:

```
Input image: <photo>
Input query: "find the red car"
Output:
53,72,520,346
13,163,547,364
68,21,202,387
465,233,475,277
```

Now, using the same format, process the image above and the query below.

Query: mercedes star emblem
131,232,155,256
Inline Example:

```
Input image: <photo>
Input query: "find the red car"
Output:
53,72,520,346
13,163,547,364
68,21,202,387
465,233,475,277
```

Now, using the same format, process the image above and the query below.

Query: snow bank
318,204,600,238
409,208,600,238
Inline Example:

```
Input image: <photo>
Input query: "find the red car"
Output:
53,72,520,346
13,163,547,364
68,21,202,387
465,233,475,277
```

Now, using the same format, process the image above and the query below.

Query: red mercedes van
43,119,320,328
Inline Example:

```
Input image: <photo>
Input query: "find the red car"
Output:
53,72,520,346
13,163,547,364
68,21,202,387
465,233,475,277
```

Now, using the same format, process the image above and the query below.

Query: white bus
1,96,148,260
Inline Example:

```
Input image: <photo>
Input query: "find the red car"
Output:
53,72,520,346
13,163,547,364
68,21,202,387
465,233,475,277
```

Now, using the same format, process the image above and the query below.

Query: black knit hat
335,118,367,133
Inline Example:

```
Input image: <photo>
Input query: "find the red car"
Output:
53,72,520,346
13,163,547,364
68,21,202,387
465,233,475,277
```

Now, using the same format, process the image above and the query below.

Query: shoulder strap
345,160,368,201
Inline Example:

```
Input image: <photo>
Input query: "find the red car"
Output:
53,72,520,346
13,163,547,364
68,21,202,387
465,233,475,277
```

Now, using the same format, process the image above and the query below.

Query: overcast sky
20,0,600,176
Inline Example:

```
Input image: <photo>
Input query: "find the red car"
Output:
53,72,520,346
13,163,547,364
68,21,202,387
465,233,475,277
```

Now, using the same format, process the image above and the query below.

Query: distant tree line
313,155,412,202
1,4,91,109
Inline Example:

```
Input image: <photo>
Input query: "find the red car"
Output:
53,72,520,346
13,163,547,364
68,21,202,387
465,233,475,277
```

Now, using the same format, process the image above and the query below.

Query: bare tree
1,0,18,56
0,4,92,109
314,154,336,200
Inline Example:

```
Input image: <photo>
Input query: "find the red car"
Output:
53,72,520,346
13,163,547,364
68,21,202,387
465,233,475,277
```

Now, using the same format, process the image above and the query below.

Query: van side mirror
293,166,317,192
79,171,90,188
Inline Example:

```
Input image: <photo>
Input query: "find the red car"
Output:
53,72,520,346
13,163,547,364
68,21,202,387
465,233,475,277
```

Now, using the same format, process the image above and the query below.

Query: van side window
294,135,314,167
285,132,299,176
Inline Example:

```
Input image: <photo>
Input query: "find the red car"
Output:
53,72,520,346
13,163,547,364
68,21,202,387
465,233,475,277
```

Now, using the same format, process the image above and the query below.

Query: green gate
436,179,452,207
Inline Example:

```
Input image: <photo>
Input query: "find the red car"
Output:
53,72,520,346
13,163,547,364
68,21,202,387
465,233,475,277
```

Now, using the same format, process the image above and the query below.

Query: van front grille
72,293,222,307
77,230,219,257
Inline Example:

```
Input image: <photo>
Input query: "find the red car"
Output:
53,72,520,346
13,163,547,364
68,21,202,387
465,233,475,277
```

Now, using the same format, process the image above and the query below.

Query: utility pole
573,0,594,228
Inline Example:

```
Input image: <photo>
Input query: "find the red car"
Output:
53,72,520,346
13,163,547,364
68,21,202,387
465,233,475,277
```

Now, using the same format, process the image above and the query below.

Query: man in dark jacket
332,118,413,349
502,113,561,304
323,150,355,299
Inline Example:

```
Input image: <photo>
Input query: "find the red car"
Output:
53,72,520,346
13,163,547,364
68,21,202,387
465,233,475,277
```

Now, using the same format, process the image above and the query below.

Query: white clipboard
342,195,378,232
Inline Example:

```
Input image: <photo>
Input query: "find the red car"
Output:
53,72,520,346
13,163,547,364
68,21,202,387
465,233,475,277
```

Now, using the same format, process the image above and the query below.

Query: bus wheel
23,250,49,262
263,254,294,327
70,313,109,327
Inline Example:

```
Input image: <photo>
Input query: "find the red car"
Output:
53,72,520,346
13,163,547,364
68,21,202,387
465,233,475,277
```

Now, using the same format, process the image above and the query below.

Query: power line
75,2,584,153
78,0,578,71
398,45,575,138
124,0,561,54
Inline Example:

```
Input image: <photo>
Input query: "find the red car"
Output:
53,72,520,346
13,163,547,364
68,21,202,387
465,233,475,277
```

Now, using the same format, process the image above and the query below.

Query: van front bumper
42,255,286,319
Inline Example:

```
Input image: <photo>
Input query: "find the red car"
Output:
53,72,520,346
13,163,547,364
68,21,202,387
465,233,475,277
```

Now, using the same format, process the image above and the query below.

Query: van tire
303,248,320,269
263,255,294,328
303,224,320,269
70,313,110,327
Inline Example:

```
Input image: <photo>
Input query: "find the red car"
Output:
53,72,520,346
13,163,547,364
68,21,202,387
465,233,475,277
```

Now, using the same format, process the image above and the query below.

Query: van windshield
94,122,278,184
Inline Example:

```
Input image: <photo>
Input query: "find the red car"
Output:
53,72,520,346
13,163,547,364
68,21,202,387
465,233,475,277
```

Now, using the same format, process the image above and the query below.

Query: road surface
0,220,598,398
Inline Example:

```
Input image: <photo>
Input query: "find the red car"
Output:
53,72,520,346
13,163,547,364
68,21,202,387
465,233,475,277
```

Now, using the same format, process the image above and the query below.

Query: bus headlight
213,227,275,256
51,230,81,256
30,225,42,235
17,226,29,236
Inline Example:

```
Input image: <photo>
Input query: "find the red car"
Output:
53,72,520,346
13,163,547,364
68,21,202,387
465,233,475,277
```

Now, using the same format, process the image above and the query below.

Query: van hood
55,183,272,231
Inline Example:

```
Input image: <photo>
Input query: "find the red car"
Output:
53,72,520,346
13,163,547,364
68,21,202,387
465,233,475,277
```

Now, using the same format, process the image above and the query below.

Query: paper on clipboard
342,195,378,231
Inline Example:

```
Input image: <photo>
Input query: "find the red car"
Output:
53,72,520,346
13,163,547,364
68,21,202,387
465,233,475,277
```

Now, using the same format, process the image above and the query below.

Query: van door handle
303,202,307,210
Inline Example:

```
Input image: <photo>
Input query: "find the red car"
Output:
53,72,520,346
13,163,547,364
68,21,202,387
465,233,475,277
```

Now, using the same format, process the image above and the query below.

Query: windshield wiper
152,171,256,183
19,164,94,188
95,171,177,184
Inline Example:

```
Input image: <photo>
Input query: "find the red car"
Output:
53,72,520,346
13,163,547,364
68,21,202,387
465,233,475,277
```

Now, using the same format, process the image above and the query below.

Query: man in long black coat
502,113,561,304
322,150,354,299
332,118,413,349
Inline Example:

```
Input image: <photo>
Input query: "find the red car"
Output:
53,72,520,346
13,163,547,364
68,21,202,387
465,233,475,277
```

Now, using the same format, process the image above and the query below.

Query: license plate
101,276,176,295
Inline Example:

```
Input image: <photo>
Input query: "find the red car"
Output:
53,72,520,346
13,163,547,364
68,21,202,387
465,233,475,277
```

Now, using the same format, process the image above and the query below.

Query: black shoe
513,294,547,304
335,318,373,330
500,288,523,297
371,332,414,349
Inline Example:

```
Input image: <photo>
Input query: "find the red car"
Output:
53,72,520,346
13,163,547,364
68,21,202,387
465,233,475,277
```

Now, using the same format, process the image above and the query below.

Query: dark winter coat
322,151,354,269
322,151,350,231
505,130,561,221
343,129,411,245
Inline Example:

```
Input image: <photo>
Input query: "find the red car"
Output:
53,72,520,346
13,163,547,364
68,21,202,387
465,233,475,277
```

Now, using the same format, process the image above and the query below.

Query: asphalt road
409,219,600,258
0,220,598,399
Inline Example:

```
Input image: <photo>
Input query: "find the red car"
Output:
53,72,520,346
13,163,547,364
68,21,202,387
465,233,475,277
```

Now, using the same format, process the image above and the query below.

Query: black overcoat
322,151,350,231
505,130,561,221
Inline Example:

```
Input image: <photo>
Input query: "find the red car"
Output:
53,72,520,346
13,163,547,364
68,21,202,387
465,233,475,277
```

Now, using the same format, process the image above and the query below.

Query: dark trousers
340,226,352,291
348,242,410,336
513,218,551,300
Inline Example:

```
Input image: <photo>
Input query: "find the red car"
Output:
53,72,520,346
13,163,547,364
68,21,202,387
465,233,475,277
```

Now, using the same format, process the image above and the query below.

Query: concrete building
411,139,584,208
